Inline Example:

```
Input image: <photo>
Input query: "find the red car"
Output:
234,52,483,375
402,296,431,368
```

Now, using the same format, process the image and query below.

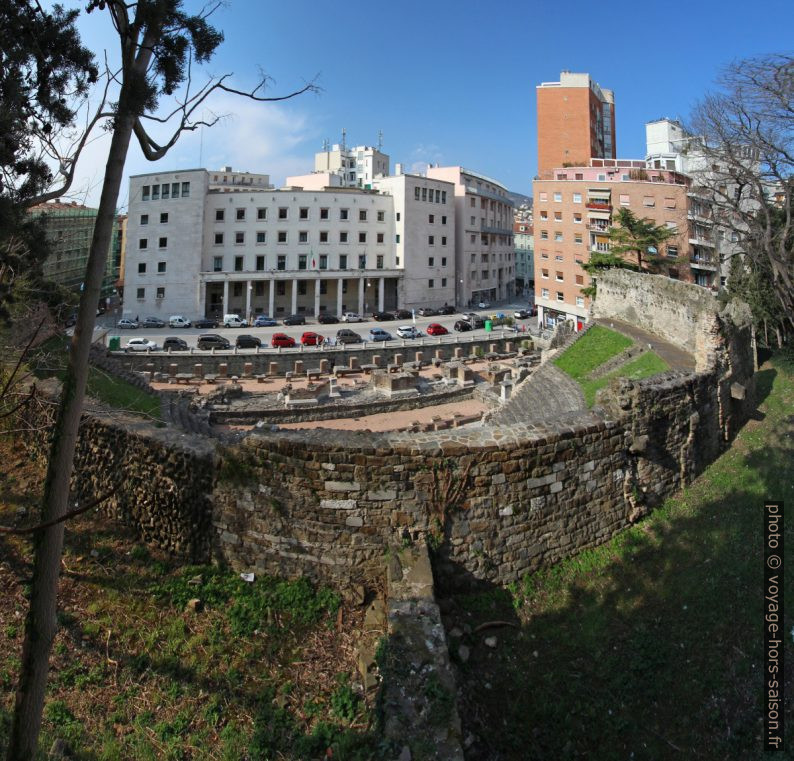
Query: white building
426,166,514,307
312,139,390,188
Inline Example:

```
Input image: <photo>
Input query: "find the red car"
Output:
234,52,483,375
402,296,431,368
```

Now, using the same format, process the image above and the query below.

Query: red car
426,323,448,336
300,331,323,346
271,333,295,348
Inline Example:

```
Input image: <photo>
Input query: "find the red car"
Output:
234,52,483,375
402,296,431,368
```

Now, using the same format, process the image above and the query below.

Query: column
291,278,298,314
222,279,229,316
268,278,275,317
358,277,365,314
337,277,344,316
378,277,385,311
245,279,252,322
314,278,321,316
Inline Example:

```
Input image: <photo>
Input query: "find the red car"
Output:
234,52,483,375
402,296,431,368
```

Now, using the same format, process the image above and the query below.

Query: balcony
587,223,610,232
690,257,718,271
591,243,611,253
688,236,715,248
586,201,611,210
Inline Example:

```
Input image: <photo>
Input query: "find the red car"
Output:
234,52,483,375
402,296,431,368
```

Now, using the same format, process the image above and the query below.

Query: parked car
393,309,412,320
396,325,422,339
300,331,323,346
197,333,231,350
477,301,490,309
271,333,295,348
514,309,532,319
336,328,363,345
417,307,437,317
162,337,189,351
235,334,261,349
369,327,392,342
437,305,456,315
317,313,339,324
372,311,394,321
117,318,138,329
341,312,363,323
125,337,158,352
169,315,192,328
453,319,473,332
462,313,485,328
223,314,247,328
194,318,219,329
253,315,277,327
426,323,448,336
141,316,165,328
282,314,306,326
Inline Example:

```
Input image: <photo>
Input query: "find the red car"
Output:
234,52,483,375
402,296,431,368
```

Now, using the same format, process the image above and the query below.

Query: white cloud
408,143,445,176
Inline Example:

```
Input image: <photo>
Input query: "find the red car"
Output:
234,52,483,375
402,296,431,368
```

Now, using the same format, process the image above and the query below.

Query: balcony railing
587,223,610,231
586,201,611,210
690,257,718,271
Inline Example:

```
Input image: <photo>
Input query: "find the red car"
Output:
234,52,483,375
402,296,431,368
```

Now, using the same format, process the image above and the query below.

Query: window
664,197,677,209
576,296,585,307
278,207,288,219
415,187,420,200
339,254,347,269
541,269,549,279
278,231,287,243
140,214,149,225
151,185,160,200
554,211,562,221
358,254,366,269
171,182,180,198
396,212,401,221
340,231,348,243
428,257,435,267
428,235,434,245
540,231,548,240
554,232,563,242
665,221,677,231
157,261,166,273
181,182,190,197
435,190,440,203
160,212,168,224
429,214,435,223
573,213,582,224
376,255,383,269
428,279,434,288
470,216,476,225
136,287,145,299
377,232,384,244
442,191,447,204
277,281,286,295
575,275,584,285
319,280,327,294
257,207,267,220
236,208,245,221
470,197,476,207
541,288,549,298
138,262,146,274
233,256,243,272
256,255,265,270
340,208,349,220
667,245,679,258
299,231,308,243
213,256,223,272
442,278,447,287
141,186,150,201
159,236,167,248
298,255,307,270
319,254,328,270
214,232,223,245
422,188,427,201
320,231,329,243
573,193,582,203
215,209,225,222
359,232,366,243
441,257,447,266
156,286,165,299
256,231,266,244
556,271,564,282
320,207,329,220
554,192,562,202
377,210,385,222
539,211,548,221
395,234,400,243
620,194,630,206
557,292,564,302
643,196,655,207
575,234,582,244
277,255,286,270
299,207,309,220
235,232,245,244
139,238,148,249
441,236,447,245
359,209,367,221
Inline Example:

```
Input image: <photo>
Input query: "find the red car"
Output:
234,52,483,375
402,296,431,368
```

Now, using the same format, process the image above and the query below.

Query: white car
396,325,423,339
125,338,158,352
477,301,490,309
223,313,248,328
341,312,363,323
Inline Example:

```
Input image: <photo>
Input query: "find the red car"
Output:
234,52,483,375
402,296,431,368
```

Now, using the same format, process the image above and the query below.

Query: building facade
513,219,534,298
312,140,390,188
532,161,694,329
537,71,616,176
426,166,514,307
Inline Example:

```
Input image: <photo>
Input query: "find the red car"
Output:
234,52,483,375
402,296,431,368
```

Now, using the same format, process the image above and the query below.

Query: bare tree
6,1,317,757
688,54,793,328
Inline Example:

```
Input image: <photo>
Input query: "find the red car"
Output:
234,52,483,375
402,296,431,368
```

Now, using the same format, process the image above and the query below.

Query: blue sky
67,0,794,208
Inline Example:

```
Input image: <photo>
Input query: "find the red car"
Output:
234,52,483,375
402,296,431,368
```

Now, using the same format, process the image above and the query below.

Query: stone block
219,363,228,378
243,362,253,377
268,361,279,376
320,499,357,510
319,358,330,373
372,355,381,366
394,353,403,366
194,363,203,378
349,356,360,370
325,480,361,492
345,516,364,527
499,505,513,517
550,481,563,494
368,489,397,501
492,473,506,485
454,347,464,359
168,363,178,377
294,360,304,374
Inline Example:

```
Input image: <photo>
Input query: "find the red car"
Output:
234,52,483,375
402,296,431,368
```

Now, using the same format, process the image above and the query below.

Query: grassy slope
447,356,793,760
553,325,633,380
579,351,669,407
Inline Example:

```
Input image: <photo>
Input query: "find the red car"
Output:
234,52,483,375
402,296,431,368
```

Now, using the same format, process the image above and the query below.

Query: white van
169,315,192,328
223,313,248,328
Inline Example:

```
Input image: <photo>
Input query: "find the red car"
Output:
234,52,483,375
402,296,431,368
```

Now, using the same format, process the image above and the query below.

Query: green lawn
447,355,794,759
553,324,633,380
86,366,161,420
579,350,669,407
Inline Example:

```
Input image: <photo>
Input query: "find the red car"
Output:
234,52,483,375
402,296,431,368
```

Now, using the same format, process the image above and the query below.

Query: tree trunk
764,319,768,347
6,110,136,761
775,325,782,349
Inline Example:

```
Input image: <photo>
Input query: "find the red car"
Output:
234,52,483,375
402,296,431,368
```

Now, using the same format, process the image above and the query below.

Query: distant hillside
507,191,533,208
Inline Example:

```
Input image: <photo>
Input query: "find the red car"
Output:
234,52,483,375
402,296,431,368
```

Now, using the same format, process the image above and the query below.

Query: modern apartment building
537,71,616,175
532,161,693,329
426,166,514,307
513,218,534,298
28,201,119,299
312,138,390,188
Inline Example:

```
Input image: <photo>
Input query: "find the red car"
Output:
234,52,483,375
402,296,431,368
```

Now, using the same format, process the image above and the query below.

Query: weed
330,681,360,723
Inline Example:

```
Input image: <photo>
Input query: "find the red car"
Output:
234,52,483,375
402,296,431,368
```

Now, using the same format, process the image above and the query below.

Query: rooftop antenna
341,127,346,153
377,130,383,151
322,138,329,151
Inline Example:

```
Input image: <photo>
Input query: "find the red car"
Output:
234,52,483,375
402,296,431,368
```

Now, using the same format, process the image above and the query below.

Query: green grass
450,354,794,759
579,350,669,406
553,324,633,380
85,366,161,419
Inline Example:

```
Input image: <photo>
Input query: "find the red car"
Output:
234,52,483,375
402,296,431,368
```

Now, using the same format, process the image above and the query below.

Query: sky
62,0,794,210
